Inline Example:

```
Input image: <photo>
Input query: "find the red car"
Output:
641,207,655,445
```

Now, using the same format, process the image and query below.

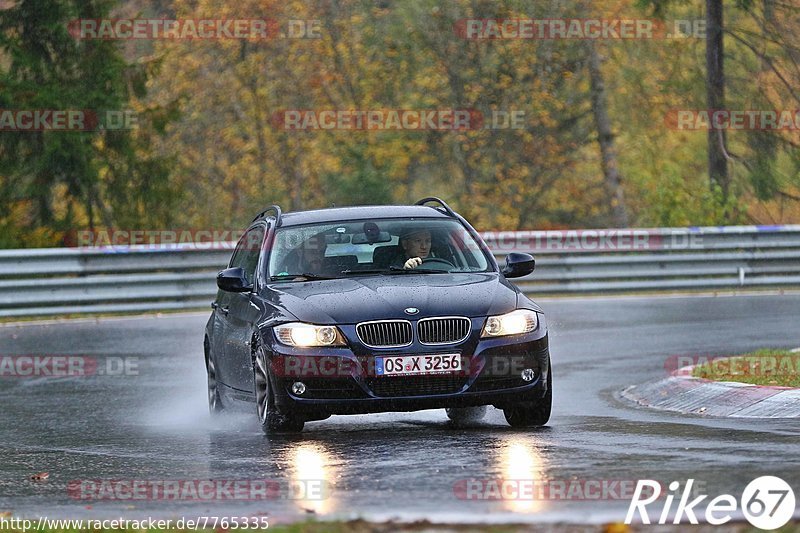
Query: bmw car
204,198,551,433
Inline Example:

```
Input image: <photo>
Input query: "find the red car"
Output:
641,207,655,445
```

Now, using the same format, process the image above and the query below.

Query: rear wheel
503,360,552,428
253,340,304,434
206,351,224,415
445,406,487,424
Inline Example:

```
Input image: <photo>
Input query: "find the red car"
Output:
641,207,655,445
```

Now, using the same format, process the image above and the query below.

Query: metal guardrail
1,225,799,317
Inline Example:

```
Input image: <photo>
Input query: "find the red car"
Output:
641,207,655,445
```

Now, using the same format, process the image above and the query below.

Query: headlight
274,323,346,347
481,310,538,338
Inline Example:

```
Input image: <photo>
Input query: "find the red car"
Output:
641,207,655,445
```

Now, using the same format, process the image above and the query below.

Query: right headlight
274,322,346,347
481,309,538,338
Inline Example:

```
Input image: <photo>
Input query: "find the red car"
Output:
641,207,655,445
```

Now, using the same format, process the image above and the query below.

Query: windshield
267,218,492,280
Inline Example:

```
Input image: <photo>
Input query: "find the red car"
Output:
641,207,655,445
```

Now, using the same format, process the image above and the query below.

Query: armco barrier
1,225,799,317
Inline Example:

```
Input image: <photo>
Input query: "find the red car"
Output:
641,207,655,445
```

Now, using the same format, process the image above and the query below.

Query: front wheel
503,360,552,428
253,340,304,434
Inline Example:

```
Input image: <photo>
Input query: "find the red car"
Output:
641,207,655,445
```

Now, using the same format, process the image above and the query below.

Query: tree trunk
706,0,728,198
587,41,629,227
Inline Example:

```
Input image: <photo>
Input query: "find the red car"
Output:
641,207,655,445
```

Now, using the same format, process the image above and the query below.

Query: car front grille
366,375,467,397
356,320,413,348
417,317,471,345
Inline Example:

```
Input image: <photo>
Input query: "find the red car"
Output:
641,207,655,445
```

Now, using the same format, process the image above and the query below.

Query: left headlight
481,309,538,338
274,323,347,347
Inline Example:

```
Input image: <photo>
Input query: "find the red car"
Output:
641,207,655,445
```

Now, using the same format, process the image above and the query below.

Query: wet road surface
1,293,799,525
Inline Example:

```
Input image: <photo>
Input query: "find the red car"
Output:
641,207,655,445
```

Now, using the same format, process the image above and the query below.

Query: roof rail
414,197,458,218
251,205,283,226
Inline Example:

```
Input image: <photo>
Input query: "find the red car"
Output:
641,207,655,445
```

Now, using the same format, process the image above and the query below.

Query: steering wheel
421,257,455,269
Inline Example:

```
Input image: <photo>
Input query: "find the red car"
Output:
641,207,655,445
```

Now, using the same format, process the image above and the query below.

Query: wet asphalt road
1,293,799,525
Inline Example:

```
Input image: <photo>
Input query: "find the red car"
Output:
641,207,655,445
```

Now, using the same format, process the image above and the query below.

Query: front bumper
264,317,550,417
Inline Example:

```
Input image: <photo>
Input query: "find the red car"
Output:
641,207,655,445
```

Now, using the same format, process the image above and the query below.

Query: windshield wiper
339,267,445,276
340,269,390,276
269,273,335,281
387,266,447,274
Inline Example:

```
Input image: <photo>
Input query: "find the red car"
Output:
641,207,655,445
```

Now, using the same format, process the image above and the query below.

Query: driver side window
229,225,265,285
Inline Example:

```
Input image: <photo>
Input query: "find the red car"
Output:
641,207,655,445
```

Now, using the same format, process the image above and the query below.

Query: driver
392,228,432,270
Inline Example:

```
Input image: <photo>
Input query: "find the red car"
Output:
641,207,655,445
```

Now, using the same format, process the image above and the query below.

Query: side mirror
217,267,252,292
501,252,535,279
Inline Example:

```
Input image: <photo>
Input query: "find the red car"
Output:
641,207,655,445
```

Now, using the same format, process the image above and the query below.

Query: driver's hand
403,257,422,269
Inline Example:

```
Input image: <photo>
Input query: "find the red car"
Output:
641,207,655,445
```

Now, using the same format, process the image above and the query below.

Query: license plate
375,353,461,377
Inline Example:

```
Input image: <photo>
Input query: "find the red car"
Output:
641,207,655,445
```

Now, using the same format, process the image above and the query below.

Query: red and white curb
621,361,800,418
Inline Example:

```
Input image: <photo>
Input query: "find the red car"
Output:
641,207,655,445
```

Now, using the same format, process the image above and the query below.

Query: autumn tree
0,0,177,247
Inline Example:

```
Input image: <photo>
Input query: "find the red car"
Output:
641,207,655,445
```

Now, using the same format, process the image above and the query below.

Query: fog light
291,382,306,395
521,368,535,382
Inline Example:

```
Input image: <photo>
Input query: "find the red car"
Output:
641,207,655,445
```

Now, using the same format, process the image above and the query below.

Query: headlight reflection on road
499,438,550,513
290,443,336,514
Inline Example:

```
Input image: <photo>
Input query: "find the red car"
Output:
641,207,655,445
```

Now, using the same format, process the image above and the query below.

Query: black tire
253,339,304,434
206,350,224,415
445,405,488,423
503,361,552,428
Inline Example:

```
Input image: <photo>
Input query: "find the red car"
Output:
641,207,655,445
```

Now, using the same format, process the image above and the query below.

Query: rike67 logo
625,476,795,530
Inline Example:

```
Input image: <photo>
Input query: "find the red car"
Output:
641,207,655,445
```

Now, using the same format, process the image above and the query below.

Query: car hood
265,273,520,324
